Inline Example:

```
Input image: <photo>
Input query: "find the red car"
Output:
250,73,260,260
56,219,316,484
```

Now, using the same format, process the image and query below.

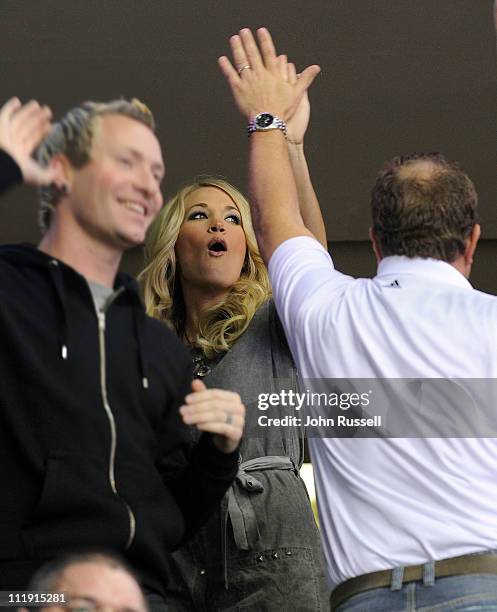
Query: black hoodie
0,156,238,595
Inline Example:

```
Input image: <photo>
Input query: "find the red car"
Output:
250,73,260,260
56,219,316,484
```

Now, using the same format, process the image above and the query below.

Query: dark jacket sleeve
0,150,22,194
157,355,239,546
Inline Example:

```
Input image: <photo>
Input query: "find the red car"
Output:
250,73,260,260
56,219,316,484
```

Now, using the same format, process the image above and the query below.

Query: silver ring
225,413,234,425
237,64,251,75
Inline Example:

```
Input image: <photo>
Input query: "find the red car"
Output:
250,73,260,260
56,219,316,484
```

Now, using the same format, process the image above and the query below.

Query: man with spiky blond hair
0,97,244,612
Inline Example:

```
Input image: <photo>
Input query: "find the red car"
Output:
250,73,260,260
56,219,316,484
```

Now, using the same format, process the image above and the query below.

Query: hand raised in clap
218,27,320,122
285,61,311,146
180,379,245,454
0,97,56,186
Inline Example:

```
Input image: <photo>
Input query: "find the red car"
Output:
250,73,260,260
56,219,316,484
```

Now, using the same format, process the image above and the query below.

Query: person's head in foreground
36,98,164,252
369,152,480,278
141,176,270,358
21,551,148,612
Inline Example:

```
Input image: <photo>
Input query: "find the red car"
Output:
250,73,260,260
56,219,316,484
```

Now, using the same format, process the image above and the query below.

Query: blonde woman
141,74,328,610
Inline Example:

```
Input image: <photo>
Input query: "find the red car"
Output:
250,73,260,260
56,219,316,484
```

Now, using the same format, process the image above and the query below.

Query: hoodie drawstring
48,259,69,360
100,285,149,392
132,302,150,390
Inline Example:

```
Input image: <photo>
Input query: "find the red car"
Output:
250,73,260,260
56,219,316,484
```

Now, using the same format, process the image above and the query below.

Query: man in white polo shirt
219,27,497,610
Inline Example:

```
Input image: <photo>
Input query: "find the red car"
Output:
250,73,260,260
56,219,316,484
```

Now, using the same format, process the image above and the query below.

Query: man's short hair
27,550,140,595
35,98,156,232
370,152,478,262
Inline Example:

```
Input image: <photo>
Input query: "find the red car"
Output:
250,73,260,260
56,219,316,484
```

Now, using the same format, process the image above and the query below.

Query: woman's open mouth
208,238,227,256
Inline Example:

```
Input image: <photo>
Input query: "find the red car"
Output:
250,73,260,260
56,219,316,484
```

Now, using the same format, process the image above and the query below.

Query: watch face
256,113,274,128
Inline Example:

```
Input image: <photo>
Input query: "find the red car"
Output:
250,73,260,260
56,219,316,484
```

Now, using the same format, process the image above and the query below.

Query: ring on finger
237,64,251,75
225,413,234,425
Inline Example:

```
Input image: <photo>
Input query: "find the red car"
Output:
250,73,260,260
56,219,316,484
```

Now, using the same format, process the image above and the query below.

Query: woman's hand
285,62,311,146
218,28,320,122
180,379,245,454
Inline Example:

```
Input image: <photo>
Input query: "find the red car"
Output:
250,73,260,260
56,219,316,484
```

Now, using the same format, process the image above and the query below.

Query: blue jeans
334,575,497,611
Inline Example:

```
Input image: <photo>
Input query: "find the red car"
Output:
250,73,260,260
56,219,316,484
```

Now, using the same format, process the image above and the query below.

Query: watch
247,113,287,137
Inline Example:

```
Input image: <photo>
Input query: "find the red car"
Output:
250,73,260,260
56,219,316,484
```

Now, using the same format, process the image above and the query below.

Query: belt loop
390,566,404,591
423,561,435,587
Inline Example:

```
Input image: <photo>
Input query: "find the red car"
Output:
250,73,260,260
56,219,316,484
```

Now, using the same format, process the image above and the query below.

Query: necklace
184,332,212,378
191,348,212,378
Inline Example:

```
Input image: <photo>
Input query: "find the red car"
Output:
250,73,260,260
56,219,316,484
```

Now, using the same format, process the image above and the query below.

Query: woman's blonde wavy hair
141,177,271,359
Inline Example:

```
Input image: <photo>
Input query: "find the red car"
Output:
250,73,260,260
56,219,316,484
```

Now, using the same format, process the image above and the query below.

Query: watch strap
247,113,287,137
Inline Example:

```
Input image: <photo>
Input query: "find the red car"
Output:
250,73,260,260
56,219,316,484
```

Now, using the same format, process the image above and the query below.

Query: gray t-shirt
87,279,114,312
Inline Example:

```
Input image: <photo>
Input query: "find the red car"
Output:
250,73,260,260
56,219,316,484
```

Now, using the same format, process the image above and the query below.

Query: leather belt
330,552,497,610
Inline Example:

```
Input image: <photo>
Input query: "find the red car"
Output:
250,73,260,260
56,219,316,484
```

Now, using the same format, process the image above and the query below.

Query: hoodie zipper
97,310,136,549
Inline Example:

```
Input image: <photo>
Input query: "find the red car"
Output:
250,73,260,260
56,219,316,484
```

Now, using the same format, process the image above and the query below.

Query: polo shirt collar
376,256,472,290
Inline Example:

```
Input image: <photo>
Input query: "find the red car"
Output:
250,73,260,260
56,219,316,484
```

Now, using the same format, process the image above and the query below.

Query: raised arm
218,28,320,263
285,61,327,249
0,97,55,192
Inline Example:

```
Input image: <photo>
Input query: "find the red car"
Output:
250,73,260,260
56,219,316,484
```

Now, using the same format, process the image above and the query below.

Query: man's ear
49,154,73,195
369,227,382,263
464,223,481,266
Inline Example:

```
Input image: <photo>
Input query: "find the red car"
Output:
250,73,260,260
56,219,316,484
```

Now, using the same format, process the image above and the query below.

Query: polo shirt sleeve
268,236,354,344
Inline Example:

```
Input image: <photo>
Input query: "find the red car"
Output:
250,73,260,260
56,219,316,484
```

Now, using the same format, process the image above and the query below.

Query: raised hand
285,62,311,145
218,28,320,122
0,97,56,186
180,379,245,454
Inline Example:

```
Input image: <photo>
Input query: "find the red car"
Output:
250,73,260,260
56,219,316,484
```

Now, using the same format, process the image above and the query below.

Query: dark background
1,1,496,290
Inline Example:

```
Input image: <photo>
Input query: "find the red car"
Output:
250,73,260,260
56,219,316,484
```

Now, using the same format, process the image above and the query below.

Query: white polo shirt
269,236,497,588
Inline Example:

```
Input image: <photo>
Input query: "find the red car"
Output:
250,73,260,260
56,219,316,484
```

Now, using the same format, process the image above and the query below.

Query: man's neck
449,256,470,279
39,225,122,288
377,254,470,280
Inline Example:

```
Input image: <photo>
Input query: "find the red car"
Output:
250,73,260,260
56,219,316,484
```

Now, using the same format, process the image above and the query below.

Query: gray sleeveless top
199,301,306,577
202,299,303,466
